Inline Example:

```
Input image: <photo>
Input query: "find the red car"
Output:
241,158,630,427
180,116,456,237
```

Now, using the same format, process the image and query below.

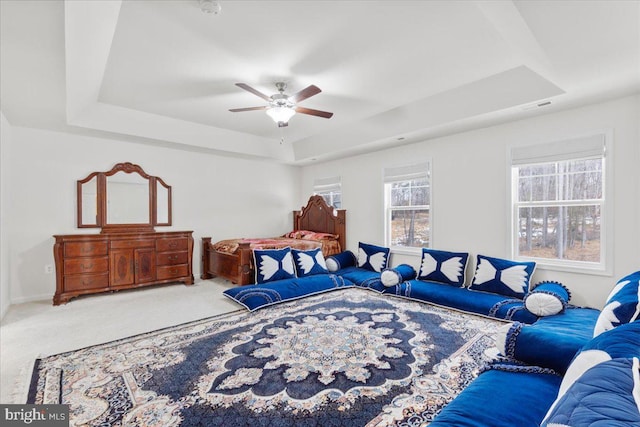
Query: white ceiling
1,0,639,164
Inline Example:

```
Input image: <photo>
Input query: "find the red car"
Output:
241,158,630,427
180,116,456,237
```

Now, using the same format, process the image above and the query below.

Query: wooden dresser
53,231,193,305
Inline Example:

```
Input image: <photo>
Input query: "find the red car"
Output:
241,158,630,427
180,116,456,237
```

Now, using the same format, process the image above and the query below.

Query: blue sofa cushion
524,281,571,316
417,248,469,287
333,266,386,292
325,250,356,272
253,247,296,284
380,264,417,287
593,270,640,337
430,369,562,427
357,242,390,272
541,357,640,427
495,307,601,374
469,254,536,299
291,248,328,277
223,274,353,311
383,280,538,323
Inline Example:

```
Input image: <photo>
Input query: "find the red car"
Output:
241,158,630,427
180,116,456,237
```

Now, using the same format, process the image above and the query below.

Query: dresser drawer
64,241,108,257
111,239,155,249
64,257,108,274
156,237,188,252
157,264,188,280
64,273,109,291
157,251,188,266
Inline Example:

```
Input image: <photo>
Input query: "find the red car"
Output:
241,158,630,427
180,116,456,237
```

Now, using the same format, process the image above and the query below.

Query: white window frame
509,132,612,274
313,176,341,208
384,162,431,251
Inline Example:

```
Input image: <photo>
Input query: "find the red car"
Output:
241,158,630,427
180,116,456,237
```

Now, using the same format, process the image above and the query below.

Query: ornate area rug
28,289,503,426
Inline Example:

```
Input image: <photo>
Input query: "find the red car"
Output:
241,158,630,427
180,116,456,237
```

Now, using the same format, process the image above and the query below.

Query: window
384,162,431,248
511,133,608,270
313,176,341,208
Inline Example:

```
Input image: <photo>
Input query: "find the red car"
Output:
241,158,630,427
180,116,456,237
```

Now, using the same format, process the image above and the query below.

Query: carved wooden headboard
293,195,347,251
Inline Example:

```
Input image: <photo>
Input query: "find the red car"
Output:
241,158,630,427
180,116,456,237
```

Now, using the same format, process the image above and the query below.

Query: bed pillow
541,357,640,427
291,248,329,277
325,250,357,272
417,248,469,287
357,242,390,272
593,271,640,337
524,281,571,316
284,230,339,240
253,247,296,284
469,255,536,299
381,264,417,287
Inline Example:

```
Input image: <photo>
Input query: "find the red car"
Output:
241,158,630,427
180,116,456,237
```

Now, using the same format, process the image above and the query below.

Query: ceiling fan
230,82,334,127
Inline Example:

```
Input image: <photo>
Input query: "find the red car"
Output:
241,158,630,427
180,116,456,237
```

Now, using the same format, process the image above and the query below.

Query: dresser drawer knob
81,263,94,270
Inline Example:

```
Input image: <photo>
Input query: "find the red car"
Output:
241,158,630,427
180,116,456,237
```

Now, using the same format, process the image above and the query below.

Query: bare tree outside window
386,174,430,248
515,158,603,264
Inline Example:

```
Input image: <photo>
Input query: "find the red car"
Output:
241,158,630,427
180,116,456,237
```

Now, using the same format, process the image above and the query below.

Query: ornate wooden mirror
77,162,172,232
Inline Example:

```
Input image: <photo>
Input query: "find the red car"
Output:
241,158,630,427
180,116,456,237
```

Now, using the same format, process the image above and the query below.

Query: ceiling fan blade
229,106,268,112
290,85,321,103
295,106,334,119
235,83,271,101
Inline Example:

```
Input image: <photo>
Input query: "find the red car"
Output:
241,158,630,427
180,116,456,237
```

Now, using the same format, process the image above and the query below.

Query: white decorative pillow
524,281,571,316
380,264,417,287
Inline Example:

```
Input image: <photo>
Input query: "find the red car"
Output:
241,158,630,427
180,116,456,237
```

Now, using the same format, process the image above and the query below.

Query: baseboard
0,301,9,322
9,293,51,305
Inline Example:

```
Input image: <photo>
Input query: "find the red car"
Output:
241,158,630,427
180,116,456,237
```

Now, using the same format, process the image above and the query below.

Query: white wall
0,112,11,319
301,95,640,309
7,127,300,304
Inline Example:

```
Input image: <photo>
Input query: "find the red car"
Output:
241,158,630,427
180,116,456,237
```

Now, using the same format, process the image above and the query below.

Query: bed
201,195,346,285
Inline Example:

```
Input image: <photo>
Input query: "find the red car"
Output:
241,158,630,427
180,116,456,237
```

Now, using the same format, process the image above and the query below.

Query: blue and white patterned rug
28,289,503,426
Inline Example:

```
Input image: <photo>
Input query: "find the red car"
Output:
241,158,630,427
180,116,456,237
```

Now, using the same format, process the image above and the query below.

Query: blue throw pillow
380,264,417,287
560,321,640,397
291,248,328,277
469,255,536,299
541,357,640,426
325,250,357,272
593,271,640,337
357,242,390,272
417,248,469,287
524,281,571,316
253,247,296,284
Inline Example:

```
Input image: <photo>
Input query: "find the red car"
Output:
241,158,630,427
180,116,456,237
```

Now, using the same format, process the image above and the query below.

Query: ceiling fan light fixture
266,106,296,124
199,0,222,14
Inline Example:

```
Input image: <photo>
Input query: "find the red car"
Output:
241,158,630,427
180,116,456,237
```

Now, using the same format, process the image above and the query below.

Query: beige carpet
0,279,238,403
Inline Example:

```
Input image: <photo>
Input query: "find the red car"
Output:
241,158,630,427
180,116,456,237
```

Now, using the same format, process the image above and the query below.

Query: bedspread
212,237,341,257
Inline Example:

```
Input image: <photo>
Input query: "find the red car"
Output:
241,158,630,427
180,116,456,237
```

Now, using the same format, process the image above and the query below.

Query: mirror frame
77,162,172,232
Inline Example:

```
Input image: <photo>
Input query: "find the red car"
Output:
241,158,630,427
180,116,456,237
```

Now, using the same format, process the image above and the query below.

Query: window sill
517,258,612,277
389,246,424,256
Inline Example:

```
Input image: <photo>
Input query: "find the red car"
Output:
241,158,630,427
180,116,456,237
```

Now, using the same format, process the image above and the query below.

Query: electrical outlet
44,264,54,274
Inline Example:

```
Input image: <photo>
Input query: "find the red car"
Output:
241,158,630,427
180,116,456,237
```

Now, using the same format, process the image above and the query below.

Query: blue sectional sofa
329,252,640,426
